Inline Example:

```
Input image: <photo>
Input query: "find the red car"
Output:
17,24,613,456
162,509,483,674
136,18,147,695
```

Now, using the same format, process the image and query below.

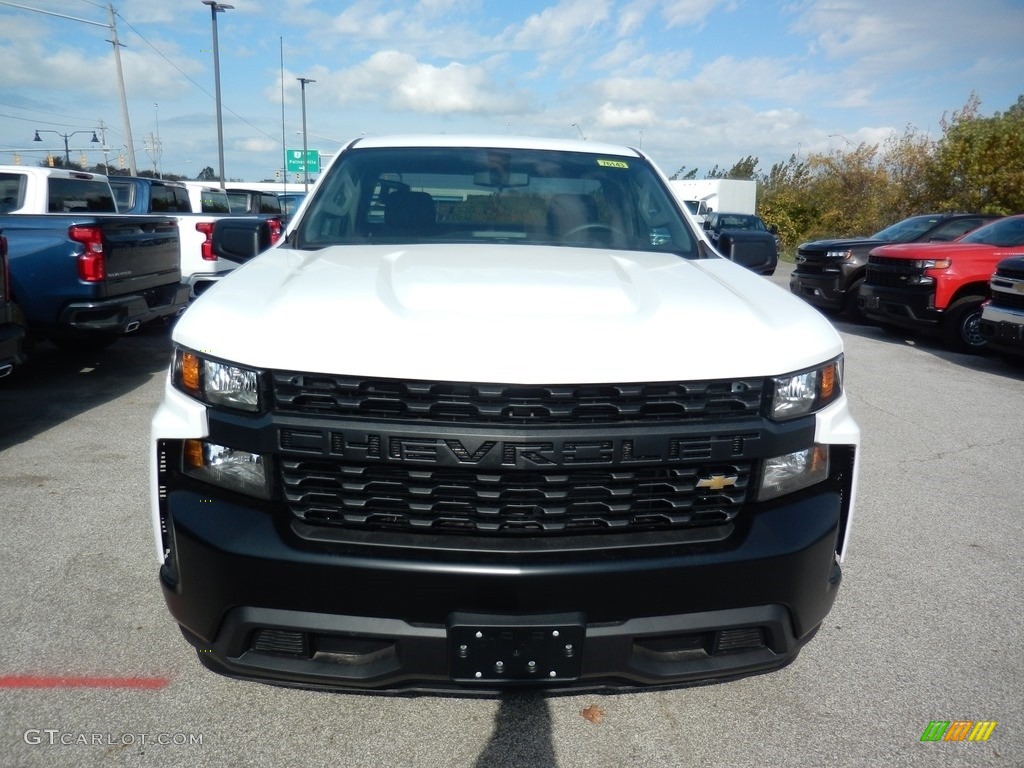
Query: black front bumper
159,480,847,693
980,316,1024,356
858,284,940,331
789,271,845,311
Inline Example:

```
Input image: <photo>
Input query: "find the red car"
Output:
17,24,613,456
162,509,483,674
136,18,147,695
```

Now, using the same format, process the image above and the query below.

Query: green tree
878,125,936,218
669,166,699,180
928,93,1024,214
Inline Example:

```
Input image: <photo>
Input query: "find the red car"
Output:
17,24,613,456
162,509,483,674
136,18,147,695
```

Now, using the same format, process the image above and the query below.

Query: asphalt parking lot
1,262,1022,767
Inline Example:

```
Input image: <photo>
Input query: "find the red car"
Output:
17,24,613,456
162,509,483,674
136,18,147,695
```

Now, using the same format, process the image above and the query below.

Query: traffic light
274,169,280,180
47,155,55,167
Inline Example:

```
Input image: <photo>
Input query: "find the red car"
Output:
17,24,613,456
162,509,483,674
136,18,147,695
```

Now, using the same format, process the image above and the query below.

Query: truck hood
800,237,881,252
868,242,1004,259
174,244,841,383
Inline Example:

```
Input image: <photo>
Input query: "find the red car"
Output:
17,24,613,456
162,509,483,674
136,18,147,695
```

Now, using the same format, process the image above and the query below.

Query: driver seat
547,194,598,240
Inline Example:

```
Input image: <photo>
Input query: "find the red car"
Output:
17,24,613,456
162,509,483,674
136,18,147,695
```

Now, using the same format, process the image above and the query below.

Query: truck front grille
281,459,751,534
995,262,1024,281
865,255,923,288
272,373,766,425
991,290,1024,311
794,250,828,275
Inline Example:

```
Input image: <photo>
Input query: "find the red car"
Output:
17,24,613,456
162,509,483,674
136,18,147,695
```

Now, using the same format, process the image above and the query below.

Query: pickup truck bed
1,214,189,347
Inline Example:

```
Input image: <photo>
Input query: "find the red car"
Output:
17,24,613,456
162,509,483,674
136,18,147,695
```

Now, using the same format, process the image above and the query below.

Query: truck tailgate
97,216,180,297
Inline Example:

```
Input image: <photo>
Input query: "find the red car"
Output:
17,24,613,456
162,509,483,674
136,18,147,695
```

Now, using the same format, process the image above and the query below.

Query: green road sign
286,149,320,173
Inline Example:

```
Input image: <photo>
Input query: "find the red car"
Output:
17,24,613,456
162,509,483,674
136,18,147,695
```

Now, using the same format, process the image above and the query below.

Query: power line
114,10,283,147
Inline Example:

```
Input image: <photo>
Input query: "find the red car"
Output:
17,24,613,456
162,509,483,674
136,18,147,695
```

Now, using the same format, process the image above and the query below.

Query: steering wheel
564,223,623,240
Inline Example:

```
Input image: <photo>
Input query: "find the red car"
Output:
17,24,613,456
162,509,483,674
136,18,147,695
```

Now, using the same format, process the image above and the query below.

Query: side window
47,179,116,212
201,191,230,214
929,219,983,241
173,187,192,212
0,173,26,212
110,183,132,212
258,194,281,214
151,186,173,212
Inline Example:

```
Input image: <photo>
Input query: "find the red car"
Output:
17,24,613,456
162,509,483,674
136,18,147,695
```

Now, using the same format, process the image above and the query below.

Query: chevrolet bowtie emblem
696,474,738,491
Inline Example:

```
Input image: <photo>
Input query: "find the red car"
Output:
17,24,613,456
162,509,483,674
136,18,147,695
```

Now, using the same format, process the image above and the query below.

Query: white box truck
669,179,757,224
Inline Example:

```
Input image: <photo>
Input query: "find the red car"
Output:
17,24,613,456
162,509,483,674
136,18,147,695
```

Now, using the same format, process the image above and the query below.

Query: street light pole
34,129,100,166
202,0,233,189
297,77,315,192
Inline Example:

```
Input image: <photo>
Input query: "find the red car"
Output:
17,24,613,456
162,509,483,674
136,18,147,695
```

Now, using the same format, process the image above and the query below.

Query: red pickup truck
858,215,1024,352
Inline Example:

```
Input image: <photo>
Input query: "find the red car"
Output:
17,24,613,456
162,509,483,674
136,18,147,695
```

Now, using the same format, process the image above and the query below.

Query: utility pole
153,102,162,178
297,77,315,192
202,1,234,189
97,120,111,173
106,4,138,175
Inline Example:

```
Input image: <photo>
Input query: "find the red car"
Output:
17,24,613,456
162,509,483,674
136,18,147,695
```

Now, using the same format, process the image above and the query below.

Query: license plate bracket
996,321,1021,342
448,612,585,683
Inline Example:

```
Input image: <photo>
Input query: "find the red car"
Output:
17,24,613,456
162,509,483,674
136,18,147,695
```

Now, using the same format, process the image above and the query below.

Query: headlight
912,258,952,270
769,357,843,420
825,249,852,260
183,439,270,499
758,445,829,501
173,348,261,412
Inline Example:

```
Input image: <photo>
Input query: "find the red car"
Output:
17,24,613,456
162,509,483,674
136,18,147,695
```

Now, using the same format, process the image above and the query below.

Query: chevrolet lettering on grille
279,428,756,468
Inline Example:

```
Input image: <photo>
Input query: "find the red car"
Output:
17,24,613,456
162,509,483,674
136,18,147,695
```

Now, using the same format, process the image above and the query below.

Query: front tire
941,296,987,353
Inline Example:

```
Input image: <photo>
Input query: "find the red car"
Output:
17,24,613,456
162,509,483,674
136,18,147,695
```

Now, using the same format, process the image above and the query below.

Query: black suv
790,213,999,320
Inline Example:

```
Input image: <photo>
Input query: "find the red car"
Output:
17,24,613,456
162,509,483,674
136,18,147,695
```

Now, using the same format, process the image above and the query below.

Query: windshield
717,214,765,231
872,215,944,242
959,216,1024,247
292,145,697,256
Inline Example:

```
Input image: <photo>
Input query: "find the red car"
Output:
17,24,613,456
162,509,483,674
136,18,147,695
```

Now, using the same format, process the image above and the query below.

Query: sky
1,0,1022,183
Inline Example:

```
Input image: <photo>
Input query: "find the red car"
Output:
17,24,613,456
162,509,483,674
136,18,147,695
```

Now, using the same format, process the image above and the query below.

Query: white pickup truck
151,135,860,693
110,176,281,299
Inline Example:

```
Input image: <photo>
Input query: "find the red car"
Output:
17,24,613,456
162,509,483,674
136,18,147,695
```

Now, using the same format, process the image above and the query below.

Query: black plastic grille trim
990,290,1024,311
995,263,1024,281
280,460,751,535
865,255,923,288
271,374,766,425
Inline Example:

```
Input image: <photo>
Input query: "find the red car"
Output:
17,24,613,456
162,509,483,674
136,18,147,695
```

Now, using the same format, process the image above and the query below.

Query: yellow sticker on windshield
597,159,629,168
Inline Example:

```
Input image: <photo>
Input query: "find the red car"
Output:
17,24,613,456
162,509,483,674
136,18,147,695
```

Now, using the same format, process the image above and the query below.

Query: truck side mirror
212,217,277,264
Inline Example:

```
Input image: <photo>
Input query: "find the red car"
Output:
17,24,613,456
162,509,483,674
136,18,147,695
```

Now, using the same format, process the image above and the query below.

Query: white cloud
661,0,737,29
331,3,407,39
596,102,657,128
287,52,531,116
237,137,279,152
509,0,613,50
